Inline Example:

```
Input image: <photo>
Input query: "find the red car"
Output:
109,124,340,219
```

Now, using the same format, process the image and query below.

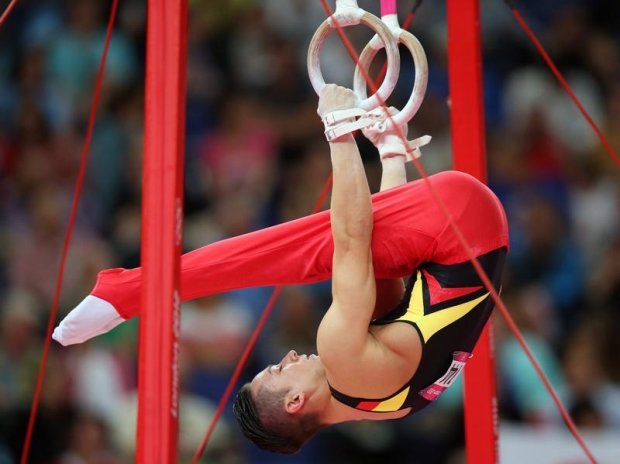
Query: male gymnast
53,85,508,454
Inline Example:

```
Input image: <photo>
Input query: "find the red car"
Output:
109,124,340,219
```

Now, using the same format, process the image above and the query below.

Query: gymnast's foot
52,295,125,346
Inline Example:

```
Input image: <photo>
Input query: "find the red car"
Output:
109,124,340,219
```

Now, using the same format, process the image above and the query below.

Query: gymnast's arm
372,128,410,318
315,84,377,359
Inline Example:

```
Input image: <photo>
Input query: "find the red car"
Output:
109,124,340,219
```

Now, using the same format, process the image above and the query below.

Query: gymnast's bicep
317,240,377,355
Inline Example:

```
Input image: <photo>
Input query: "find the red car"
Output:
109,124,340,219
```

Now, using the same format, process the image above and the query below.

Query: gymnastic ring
353,16,428,127
307,1,400,111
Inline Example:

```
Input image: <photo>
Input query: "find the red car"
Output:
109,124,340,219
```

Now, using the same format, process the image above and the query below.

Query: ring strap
374,133,432,161
322,108,377,142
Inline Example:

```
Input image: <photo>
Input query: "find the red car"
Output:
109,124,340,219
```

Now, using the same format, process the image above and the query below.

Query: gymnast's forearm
329,135,373,244
373,155,407,318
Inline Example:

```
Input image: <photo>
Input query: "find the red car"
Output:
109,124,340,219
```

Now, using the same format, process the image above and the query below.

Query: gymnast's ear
284,391,306,415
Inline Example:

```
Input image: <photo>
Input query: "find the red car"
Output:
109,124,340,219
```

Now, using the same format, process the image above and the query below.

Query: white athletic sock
53,295,125,346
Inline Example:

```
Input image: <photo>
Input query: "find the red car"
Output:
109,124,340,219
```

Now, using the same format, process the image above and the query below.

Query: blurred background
0,0,619,462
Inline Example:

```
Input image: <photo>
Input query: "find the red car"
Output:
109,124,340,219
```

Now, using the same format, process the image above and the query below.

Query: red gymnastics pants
91,171,509,320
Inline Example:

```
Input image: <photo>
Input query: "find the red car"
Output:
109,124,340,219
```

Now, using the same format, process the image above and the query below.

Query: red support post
446,0,499,462
137,0,187,462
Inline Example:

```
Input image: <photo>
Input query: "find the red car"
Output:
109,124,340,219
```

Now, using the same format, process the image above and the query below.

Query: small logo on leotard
418,351,471,401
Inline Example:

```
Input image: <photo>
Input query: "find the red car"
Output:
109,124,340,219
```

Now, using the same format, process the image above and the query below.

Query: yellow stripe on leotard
371,386,410,412
400,271,489,343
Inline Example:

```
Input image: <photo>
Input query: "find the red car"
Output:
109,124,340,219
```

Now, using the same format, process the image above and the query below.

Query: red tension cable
197,0,596,461
19,1,120,463
506,0,620,168
192,175,333,463
316,1,597,461
0,0,20,28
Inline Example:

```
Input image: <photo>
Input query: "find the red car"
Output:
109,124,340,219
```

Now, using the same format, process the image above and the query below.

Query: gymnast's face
251,350,325,396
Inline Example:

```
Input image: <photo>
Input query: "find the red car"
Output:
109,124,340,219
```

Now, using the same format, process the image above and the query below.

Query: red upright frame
447,0,499,462
136,0,188,462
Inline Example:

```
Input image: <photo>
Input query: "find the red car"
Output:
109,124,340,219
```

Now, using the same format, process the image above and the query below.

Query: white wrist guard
380,134,432,161
360,107,431,161
321,108,373,142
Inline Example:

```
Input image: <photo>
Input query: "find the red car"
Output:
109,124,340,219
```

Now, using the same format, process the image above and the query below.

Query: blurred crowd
0,0,619,463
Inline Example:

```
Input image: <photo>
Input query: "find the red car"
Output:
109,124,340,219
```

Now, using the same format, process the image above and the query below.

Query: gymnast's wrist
328,133,355,144
381,152,407,163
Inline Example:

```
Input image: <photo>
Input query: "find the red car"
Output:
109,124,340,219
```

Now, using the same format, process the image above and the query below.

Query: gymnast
53,85,508,454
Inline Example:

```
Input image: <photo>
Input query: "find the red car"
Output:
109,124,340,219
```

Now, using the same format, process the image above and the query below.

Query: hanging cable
197,0,597,461
195,3,424,460
0,0,20,28
19,1,120,463
315,1,596,461
504,0,620,168
191,175,333,463
317,0,596,461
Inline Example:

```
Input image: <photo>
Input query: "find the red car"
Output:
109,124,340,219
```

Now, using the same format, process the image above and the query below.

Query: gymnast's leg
53,170,446,346
53,206,333,345
53,169,496,345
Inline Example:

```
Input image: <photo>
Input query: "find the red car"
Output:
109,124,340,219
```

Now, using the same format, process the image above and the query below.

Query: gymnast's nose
283,350,298,365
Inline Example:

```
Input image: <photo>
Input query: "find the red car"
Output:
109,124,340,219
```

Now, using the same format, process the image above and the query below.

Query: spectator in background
568,157,619,267
70,344,129,427
495,289,566,422
7,183,114,307
198,93,279,204
563,322,620,429
508,194,584,335
57,412,122,464
47,0,136,124
0,351,75,463
589,238,620,311
181,294,254,404
13,47,68,131
0,289,42,410
257,286,324,366
110,392,240,463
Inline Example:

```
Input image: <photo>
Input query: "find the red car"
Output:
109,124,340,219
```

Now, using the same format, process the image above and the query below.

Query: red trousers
92,171,509,320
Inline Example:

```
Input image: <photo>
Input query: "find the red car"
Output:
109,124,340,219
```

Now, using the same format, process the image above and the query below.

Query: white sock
53,295,125,346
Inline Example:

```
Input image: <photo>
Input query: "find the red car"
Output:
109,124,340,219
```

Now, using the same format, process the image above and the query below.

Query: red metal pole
137,0,187,462
446,0,498,462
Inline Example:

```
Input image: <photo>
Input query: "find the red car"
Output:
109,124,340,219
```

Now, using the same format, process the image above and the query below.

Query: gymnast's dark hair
232,382,324,454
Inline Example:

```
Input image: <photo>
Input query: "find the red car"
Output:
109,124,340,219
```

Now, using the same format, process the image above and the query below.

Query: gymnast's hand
317,84,358,119
362,106,415,160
